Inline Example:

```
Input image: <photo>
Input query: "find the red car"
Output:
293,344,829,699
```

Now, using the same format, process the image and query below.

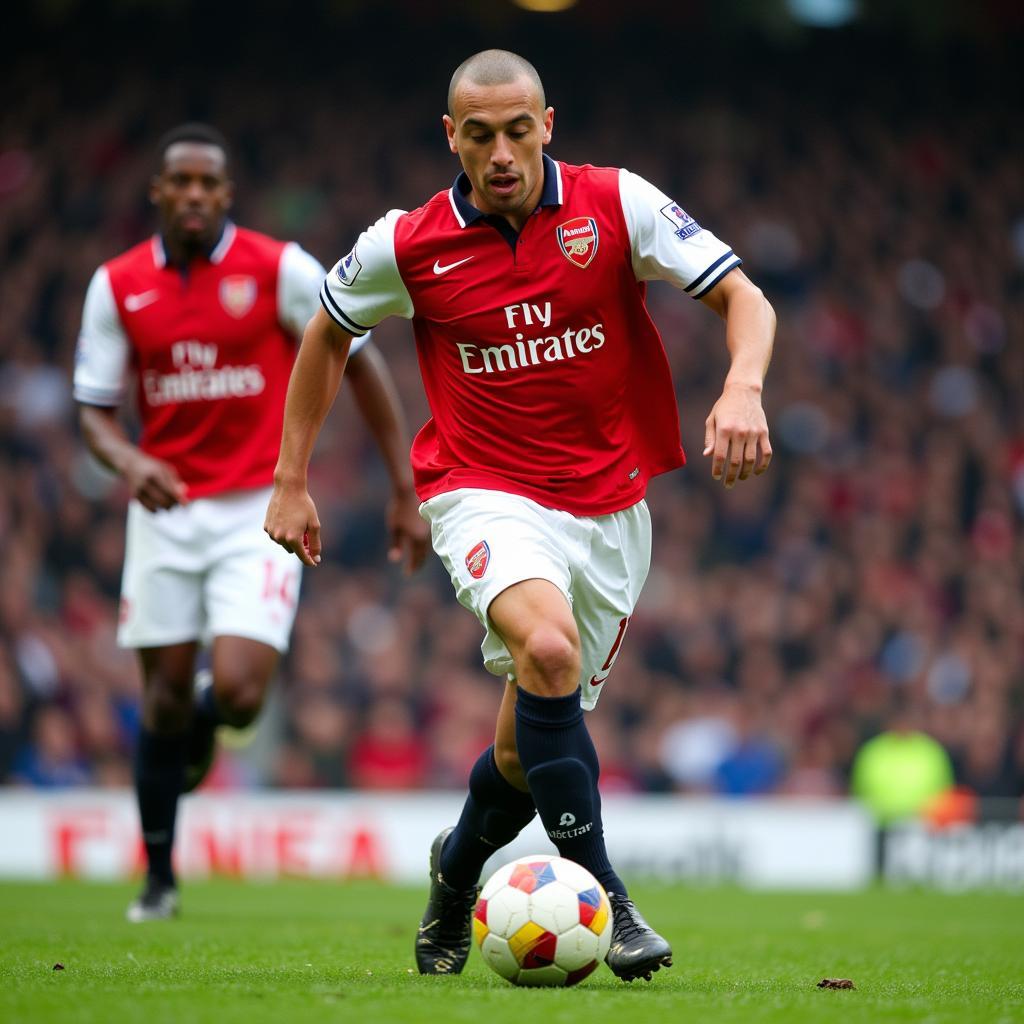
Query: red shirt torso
103,227,294,498
393,163,685,516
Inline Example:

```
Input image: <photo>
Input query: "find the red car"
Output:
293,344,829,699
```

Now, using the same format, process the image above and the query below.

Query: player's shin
439,745,536,889
514,687,627,898
134,728,187,885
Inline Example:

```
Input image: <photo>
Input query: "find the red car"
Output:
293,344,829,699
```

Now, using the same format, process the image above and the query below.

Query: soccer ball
473,854,612,986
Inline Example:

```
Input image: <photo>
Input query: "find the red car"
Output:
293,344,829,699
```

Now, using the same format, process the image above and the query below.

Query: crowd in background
1,13,1022,808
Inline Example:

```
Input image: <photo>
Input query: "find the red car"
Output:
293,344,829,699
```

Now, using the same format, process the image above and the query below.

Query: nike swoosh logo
432,256,474,276
589,675,609,688
124,290,159,311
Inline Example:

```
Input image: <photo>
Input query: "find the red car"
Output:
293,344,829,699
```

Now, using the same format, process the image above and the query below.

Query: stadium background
1,0,1022,862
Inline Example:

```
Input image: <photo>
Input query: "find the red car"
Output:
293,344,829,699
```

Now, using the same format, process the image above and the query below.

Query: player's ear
148,175,162,206
223,179,235,211
542,107,554,146
443,114,459,155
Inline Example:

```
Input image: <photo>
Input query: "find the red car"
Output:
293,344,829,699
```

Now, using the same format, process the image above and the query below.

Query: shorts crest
466,540,490,579
556,217,599,268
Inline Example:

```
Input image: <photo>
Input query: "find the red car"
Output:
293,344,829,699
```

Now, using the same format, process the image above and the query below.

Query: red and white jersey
320,157,740,516
74,223,366,499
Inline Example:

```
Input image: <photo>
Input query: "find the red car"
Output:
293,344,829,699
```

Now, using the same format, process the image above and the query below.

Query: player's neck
470,179,543,235
162,224,225,267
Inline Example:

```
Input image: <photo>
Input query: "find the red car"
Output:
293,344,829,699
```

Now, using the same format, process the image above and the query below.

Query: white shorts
421,488,652,710
117,485,301,653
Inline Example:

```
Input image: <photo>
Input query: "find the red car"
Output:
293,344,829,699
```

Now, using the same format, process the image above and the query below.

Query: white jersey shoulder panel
320,210,414,336
73,266,129,406
618,168,741,298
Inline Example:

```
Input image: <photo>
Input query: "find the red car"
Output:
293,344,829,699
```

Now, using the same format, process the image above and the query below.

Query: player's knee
213,671,268,727
519,628,580,695
144,678,193,733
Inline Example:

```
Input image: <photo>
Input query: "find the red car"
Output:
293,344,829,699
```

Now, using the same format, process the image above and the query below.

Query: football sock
439,745,537,890
134,728,187,886
515,686,628,898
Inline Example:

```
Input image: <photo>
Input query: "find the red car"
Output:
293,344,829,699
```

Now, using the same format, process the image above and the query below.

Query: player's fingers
703,413,715,457
305,523,322,566
712,431,730,482
136,492,161,513
738,433,758,481
289,533,317,567
409,533,429,573
140,480,178,510
724,433,745,488
755,433,773,475
387,522,403,564
720,430,745,489
153,465,188,506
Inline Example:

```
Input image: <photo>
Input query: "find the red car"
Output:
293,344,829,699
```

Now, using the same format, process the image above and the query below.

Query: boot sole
611,953,673,982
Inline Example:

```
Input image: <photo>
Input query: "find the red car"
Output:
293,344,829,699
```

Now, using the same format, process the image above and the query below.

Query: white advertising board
0,791,873,890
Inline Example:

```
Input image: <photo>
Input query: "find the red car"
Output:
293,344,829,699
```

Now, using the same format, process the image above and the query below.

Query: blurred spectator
850,711,955,824
12,705,90,787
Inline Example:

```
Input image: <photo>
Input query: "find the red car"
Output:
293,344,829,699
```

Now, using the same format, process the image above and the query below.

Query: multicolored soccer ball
473,854,612,986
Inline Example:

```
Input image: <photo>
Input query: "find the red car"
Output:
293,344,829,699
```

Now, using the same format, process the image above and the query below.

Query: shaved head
448,49,545,116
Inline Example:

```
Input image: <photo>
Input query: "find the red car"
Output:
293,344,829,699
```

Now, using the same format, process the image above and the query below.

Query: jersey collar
152,220,237,268
447,155,563,229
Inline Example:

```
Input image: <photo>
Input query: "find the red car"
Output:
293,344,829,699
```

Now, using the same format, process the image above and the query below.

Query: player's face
444,76,554,227
151,143,233,249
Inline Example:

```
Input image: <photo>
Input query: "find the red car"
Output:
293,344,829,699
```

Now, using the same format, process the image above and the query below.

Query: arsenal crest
466,540,490,580
219,275,257,318
556,217,599,269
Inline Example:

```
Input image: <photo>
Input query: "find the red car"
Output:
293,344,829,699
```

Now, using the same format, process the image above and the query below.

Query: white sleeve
320,209,414,337
278,242,369,355
618,168,742,298
73,266,130,407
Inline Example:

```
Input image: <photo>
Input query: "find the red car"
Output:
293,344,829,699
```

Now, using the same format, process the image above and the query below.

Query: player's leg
118,499,205,921
436,679,536,886
184,636,280,791
128,640,198,921
487,578,630,901
569,499,672,981
414,490,566,974
185,487,300,791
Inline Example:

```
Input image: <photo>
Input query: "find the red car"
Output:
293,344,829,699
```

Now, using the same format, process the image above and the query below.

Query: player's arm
618,169,775,488
79,404,188,511
74,265,188,511
344,344,429,573
264,306,352,566
699,268,776,488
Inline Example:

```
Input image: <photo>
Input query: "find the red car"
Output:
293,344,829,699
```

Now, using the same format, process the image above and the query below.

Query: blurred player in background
265,51,775,981
73,123,428,921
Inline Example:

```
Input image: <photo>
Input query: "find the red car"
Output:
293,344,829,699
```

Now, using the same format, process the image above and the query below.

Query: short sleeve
278,242,326,339
278,242,370,356
618,168,742,298
320,210,414,337
73,266,130,406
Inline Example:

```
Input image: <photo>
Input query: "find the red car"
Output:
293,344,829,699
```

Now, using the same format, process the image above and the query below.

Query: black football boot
605,892,673,982
414,827,481,975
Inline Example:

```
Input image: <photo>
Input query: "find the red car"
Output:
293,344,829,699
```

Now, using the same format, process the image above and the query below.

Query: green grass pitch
2,880,1022,1023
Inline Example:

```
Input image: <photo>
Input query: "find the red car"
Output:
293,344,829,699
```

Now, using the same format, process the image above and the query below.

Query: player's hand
264,480,322,567
123,452,189,511
703,382,772,488
387,486,430,574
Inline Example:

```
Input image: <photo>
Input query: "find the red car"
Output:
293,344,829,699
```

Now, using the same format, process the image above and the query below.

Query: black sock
439,746,536,889
515,687,627,898
134,728,187,886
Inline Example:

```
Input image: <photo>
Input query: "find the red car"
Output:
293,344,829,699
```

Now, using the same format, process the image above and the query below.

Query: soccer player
73,123,428,922
265,51,775,981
